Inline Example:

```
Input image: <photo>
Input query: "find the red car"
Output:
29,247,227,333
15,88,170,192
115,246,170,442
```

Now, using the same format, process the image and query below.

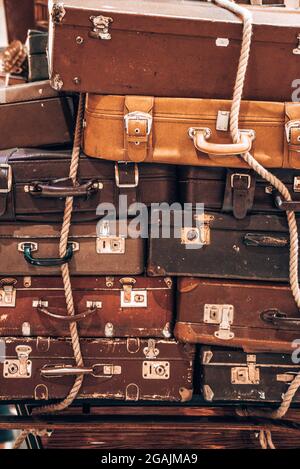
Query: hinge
204,304,234,340
0,279,17,307
120,277,147,308
89,15,113,40
231,354,260,385
96,221,125,254
3,345,32,379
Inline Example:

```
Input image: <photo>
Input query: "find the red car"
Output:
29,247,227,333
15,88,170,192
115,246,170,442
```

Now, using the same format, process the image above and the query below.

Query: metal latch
293,34,300,55
0,279,17,307
204,304,235,340
143,361,170,380
3,345,32,379
294,177,300,193
89,15,113,40
231,355,260,385
143,339,159,359
0,164,13,194
216,111,230,132
285,120,300,144
120,277,147,308
115,162,139,188
96,221,125,254
181,213,213,247
124,112,153,136
32,300,48,308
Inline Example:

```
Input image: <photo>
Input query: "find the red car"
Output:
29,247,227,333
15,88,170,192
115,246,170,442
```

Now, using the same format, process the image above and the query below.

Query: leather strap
115,162,139,209
222,170,256,220
124,96,154,162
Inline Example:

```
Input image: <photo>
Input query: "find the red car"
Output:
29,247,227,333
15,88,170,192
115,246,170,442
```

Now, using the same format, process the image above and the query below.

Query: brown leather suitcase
0,81,75,150
34,0,49,30
83,95,300,169
0,275,174,338
0,220,145,276
0,338,195,402
0,148,177,222
48,0,300,102
201,347,300,403
4,0,35,43
175,278,300,353
178,167,300,219
148,210,295,281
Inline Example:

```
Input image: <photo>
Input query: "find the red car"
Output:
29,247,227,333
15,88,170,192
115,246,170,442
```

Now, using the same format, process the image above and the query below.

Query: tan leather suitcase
83,95,300,169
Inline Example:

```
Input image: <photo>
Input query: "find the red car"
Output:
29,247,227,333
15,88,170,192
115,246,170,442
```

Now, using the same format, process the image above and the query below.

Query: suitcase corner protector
179,387,193,403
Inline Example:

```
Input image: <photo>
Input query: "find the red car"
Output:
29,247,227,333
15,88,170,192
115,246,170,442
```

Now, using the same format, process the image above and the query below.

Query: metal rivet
73,77,81,85
76,36,84,44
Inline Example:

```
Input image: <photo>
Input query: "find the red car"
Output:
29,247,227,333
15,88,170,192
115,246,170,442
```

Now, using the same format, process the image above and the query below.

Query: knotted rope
214,0,300,448
13,94,86,449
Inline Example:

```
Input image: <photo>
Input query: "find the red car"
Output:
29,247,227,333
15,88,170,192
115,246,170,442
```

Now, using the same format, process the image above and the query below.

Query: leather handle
28,181,102,198
40,366,94,378
261,309,300,328
36,305,98,323
23,243,73,267
189,128,255,156
275,196,300,212
243,233,289,248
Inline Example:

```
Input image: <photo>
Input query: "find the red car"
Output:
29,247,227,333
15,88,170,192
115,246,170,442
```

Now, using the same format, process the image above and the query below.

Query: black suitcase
179,167,300,220
200,346,300,403
0,338,195,402
0,148,177,222
147,209,295,281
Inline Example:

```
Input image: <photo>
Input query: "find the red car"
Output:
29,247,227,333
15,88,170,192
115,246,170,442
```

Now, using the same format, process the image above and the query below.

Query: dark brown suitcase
201,346,300,403
0,81,75,149
48,0,300,102
4,0,35,43
179,167,300,220
0,148,177,222
0,275,174,338
0,338,195,402
175,278,300,353
148,210,295,282
0,220,145,276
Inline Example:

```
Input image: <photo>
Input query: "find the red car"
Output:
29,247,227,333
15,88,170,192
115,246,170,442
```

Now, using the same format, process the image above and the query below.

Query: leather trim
222,170,256,220
124,96,154,162
177,278,199,294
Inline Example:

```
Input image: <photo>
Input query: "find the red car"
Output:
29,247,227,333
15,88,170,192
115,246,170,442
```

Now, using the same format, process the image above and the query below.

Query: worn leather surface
84,95,300,168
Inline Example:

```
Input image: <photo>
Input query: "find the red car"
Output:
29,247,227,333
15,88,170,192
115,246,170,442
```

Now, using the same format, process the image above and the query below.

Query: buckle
115,162,139,188
124,112,153,136
230,173,251,190
0,164,12,194
285,120,300,144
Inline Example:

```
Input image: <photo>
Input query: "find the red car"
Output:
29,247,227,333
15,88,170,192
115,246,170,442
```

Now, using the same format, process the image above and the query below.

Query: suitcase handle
275,196,300,212
243,233,289,248
36,305,98,323
261,309,300,327
27,180,103,198
22,243,74,267
40,364,117,378
189,128,255,156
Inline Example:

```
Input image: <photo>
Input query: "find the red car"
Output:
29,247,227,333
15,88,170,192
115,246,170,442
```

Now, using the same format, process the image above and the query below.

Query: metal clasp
216,110,230,132
89,15,113,41
0,164,12,194
230,173,251,190
293,34,300,55
115,163,139,188
143,361,170,380
204,304,235,340
231,355,260,385
294,177,300,193
124,112,153,136
97,221,125,254
119,277,147,308
3,345,32,379
143,339,159,359
0,279,17,307
285,120,300,144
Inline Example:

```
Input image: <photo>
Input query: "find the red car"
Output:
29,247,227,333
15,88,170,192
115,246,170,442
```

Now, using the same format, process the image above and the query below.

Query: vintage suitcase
0,338,195,402
175,278,300,353
0,81,75,150
0,220,145,276
83,95,300,169
0,275,174,338
0,148,177,222
201,346,300,403
48,0,300,102
178,167,300,219
26,30,49,82
4,0,35,43
148,210,295,281
34,0,49,30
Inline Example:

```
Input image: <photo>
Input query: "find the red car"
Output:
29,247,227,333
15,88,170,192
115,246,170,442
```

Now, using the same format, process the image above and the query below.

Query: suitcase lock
120,277,147,308
3,345,32,379
143,361,170,380
0,278,17,307
231,355,260,385
204,304,234,341
97,221,125,254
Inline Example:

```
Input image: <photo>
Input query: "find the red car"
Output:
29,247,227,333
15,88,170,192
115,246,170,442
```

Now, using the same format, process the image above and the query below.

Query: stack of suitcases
1,0,300,449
